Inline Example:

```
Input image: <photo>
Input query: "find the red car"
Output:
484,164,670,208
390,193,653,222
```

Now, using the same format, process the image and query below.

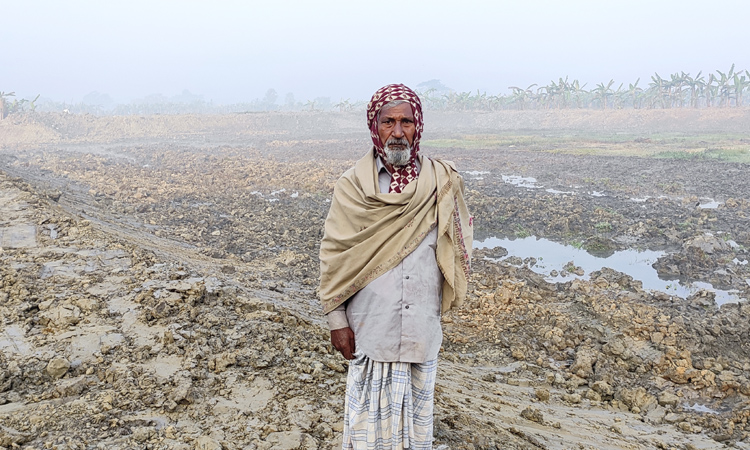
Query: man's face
378,103,416,167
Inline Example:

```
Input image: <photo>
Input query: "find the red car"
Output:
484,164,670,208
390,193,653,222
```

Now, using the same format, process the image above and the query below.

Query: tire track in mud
1,159,328,327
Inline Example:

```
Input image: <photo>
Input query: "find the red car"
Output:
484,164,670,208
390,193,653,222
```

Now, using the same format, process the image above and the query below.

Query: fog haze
3,0,749,104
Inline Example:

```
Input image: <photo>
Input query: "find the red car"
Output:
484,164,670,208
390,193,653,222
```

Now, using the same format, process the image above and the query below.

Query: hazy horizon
3,0,750,105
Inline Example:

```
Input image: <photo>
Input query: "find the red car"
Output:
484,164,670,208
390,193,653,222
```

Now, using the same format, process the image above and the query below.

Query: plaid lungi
342,352,437,449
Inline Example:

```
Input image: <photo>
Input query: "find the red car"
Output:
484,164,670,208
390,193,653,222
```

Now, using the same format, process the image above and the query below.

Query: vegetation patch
423,134,540,149
654,147,750,163
513,224,531,238
426,131,750,162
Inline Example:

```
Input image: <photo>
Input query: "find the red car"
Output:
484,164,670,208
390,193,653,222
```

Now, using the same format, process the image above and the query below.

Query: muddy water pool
475,236,744,305
466,171,727,208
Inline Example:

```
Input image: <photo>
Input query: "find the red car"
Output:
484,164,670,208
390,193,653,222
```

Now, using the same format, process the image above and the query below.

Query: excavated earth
1,109,750,450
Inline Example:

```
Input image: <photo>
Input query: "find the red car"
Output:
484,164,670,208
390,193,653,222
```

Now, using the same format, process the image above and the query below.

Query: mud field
1,109,750,450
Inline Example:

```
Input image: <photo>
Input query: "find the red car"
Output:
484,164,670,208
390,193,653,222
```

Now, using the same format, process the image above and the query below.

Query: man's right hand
330,327,356,360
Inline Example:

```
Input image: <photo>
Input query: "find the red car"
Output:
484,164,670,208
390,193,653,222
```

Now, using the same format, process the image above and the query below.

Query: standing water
475,236,744,305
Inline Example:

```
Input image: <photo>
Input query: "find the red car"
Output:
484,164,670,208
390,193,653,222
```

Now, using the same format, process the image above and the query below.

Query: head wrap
366,84,424,193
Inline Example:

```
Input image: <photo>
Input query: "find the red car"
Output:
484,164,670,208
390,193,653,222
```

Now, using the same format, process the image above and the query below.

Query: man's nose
393,122,404,138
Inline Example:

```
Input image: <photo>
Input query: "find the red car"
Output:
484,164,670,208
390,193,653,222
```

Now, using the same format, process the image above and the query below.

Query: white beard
383,138,412,167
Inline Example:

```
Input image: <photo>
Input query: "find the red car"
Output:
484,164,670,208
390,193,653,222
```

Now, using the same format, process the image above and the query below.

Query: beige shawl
319,150,472,314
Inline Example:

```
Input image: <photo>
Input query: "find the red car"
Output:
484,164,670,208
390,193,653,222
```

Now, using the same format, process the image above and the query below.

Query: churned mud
1,110,749,449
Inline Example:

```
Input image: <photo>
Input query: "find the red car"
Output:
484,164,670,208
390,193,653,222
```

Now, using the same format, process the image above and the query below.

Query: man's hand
330,327,356,360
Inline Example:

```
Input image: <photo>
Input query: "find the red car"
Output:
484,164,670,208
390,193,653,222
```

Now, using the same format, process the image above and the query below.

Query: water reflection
501,175,539,188
698,199,722,209
475,236,744,305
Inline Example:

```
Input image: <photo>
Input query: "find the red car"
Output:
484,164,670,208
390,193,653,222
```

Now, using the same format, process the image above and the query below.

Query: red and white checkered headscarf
366,84,423,193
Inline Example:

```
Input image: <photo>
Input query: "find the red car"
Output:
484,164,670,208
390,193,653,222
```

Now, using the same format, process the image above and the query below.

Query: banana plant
0,91,15,119
558,77,572,109
715,64,735,107
670,72,687,108
647,73,669,108
418,88,444,109
570,80,587,108
535,85,551,109
473,90,489,110
703,73,718,108
442,91,471,110
10,98,28,114
333,99,351,112
612,83,626,109
29,94,41,112
508,84,537,110
732,71,748,107
628,79,643,109
487,94,506,111
542,78,570,109
593,80,615,109
686,72,703,108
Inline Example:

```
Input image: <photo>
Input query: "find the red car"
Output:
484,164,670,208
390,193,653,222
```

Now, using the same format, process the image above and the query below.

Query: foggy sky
3,0,749,104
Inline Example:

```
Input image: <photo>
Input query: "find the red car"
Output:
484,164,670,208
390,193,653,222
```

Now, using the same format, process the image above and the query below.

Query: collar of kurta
318,149,473,315
375,154,421,184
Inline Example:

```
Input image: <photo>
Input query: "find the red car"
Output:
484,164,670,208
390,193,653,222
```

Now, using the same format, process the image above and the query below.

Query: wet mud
1,110,749,449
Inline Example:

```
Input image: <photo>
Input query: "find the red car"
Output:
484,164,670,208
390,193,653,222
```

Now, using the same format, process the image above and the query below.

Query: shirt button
405,305,410,309
405,275,410,280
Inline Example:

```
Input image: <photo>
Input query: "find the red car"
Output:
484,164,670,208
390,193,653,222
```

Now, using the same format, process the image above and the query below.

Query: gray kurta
326,156,444,363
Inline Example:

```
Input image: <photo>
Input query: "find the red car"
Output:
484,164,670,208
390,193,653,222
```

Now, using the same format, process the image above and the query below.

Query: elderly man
319,84,472,449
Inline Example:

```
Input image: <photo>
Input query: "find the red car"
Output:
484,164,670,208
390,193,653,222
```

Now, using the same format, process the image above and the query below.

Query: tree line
3,65,749,117
418,65,749,111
